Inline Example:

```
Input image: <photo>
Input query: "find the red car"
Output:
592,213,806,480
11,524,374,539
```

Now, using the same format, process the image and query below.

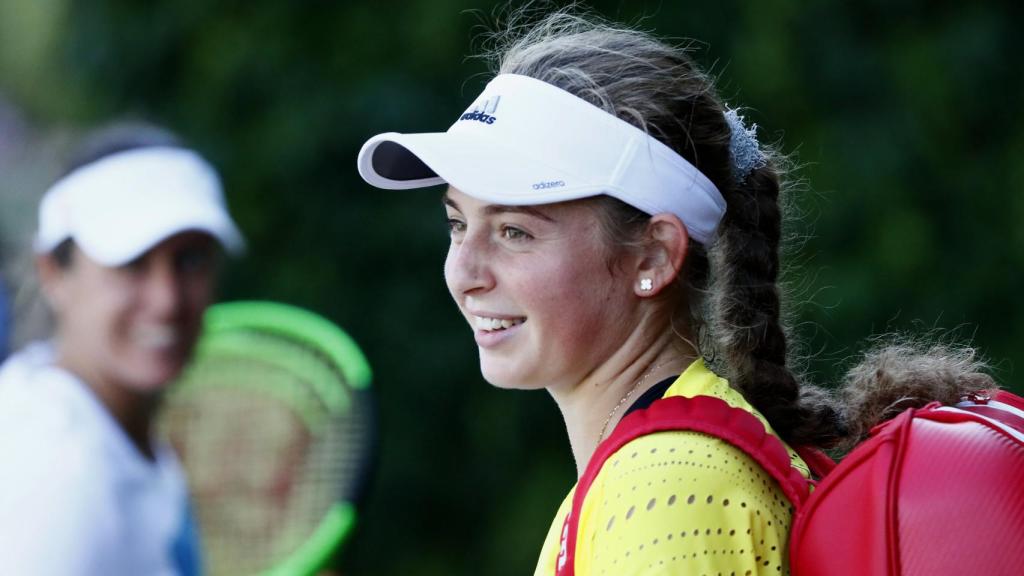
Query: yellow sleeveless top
533,359,809,575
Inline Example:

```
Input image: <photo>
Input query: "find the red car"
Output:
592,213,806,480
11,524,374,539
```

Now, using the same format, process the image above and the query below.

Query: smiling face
443,188,642,391
41,232,220,396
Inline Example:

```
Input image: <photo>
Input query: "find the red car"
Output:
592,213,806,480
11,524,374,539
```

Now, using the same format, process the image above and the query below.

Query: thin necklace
597,359,674,445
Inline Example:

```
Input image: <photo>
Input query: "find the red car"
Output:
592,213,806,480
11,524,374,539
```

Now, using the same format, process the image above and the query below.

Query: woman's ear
633,213,688,297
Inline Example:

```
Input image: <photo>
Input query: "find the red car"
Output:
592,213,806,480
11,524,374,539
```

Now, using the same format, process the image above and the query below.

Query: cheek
185,277,215,314
66,281,132,342
442,249,456,295
181,276,216,337
538,285,614,341
542,258,632,346
528,261,617,335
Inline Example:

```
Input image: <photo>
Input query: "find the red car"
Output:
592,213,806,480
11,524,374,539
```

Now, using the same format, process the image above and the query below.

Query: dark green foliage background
1,1,1021,574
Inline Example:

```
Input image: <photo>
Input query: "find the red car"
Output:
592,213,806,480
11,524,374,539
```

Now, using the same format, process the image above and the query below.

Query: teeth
474,315,524,332
135,326,178,349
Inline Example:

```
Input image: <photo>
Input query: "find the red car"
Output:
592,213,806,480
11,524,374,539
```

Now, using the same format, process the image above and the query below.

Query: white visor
357,73,726,245
35,147,245,266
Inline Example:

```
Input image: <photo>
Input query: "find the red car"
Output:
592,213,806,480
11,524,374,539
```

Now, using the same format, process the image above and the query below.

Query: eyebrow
442,194,556,223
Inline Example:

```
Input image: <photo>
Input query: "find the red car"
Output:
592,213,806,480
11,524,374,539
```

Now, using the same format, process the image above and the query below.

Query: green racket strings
160,302,373,576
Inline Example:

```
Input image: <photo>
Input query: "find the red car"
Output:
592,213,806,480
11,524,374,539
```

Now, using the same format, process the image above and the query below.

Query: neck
548,329,696,479
56,342,161,460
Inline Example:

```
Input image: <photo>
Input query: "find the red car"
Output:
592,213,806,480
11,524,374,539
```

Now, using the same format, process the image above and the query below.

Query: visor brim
357,131,605,206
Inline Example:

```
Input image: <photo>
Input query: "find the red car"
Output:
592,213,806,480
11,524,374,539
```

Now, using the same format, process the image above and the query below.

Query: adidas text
459,111,497,124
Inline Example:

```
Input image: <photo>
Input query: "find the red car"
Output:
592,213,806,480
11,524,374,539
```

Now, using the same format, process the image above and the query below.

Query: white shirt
0,342,200,576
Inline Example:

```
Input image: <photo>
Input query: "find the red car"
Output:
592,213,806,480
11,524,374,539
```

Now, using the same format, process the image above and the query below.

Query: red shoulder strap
795,445,837,478
554,395,814,576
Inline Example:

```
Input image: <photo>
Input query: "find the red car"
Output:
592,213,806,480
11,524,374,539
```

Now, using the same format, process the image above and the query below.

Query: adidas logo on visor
459,95,501,125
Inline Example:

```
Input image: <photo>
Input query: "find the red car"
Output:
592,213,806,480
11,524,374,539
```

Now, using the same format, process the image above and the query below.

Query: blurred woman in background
0,122,243,576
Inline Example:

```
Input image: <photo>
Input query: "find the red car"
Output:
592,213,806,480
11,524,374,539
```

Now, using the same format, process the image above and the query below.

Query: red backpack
556,391,1024,576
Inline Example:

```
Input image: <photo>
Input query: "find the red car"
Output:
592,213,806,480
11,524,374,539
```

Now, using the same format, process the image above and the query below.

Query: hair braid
711,164,845,447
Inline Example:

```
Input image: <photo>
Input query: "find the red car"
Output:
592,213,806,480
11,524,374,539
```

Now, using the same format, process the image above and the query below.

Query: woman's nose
142,257,184,317
444,230,494,297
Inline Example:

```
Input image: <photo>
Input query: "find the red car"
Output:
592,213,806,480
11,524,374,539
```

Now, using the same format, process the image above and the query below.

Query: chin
128,373,178,393
479,361,538,391
124,356,187,393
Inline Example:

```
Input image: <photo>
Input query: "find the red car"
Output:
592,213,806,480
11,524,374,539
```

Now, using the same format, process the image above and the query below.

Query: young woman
0,123,243,575
354,10,888,575
358,9,1023,574
358,11,838,573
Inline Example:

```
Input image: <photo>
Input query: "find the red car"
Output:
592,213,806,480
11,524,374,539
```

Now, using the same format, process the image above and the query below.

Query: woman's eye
123,256,148,274
177,248,213,273
446,218,466,235
501,226,531,241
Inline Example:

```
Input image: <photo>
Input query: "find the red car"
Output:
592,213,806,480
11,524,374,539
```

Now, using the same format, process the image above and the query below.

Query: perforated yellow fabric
533,360,808,575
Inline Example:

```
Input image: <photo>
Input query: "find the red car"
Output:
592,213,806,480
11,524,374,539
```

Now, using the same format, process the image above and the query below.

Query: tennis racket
160,300,374,576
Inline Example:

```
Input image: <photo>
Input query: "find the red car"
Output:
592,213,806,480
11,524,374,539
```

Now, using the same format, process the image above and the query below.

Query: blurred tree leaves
1,0,1021,574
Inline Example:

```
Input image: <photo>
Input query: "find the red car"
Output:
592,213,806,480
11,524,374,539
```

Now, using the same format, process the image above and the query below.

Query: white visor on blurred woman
35,146,245,266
